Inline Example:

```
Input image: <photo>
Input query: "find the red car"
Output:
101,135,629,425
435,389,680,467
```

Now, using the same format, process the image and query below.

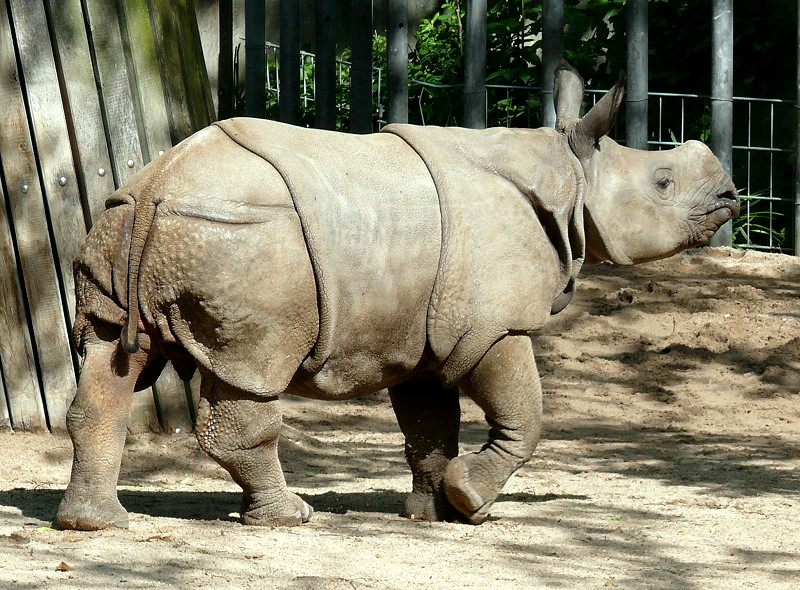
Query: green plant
732,194,786,249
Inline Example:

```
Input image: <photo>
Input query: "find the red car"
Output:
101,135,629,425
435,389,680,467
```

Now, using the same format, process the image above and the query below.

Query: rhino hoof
442,456,495,525
241,493,314,526
56,496,130,531
403,491,459,522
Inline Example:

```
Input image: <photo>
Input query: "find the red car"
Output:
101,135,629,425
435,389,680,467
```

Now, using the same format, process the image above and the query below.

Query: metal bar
796,0,800,254
302,53,309,108
625,0,648,149
279,0,300,124
244,0,265,118
315,0,336,129
463,0,486,129
709,0,733,247
541,0,564,128
217,0,233,119
350,0,373,133
386,0,408,124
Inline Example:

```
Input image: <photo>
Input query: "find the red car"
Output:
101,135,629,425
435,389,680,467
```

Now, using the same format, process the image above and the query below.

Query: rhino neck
576,140,635,266
582,205,634,266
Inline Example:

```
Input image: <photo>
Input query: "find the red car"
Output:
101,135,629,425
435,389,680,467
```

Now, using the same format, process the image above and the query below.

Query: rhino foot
442,455,499,525
403,491,460,522
241,491,314,526
56,495,130,531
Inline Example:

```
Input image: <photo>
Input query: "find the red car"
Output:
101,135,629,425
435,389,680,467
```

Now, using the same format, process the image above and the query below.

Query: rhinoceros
57,64,739,530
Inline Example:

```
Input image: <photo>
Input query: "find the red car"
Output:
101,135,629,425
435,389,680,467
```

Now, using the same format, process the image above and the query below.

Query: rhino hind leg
444,335,542,524
195,375,312,526
57,338,150,530
389,379,461,521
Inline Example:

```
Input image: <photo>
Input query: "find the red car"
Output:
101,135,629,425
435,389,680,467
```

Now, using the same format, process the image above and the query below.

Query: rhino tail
121,190,158,353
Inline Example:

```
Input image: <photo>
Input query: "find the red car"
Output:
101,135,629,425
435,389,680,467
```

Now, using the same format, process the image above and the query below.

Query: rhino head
554,64,740,265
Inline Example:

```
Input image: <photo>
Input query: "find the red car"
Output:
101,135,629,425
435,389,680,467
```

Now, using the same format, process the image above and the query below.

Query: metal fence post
244,0,266,118
279,0,301,125
795,0,800,255
217,0,234,119
709,0,733,247
463,0,486,129
350,0,373,133
542,0,564,128
626,0,648,150
387,0,409,124
315,0,337,130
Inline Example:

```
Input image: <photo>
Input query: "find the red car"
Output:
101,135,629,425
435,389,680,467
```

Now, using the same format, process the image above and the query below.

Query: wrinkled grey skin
57,64,739,530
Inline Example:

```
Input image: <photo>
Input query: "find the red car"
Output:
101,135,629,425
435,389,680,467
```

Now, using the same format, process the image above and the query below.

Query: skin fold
57,64,739,530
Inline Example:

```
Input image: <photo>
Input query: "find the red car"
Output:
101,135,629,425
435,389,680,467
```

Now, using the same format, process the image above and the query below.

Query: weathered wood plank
129,388,161,434
118,0,172,160
0,0,76,431
0,362,10,431
154,365,193,434
179,0,216,126
82,0,145,185
0,178,45,431
10,0,86,325
150,2,193,142
44,0,116,224
82,0,158,431
169,0,213,130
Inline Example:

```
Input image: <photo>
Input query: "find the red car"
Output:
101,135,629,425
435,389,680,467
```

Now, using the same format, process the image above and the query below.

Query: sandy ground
0,247,798,589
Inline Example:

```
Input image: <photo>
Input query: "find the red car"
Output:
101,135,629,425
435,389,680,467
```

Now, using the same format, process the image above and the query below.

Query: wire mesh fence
244,44,795,254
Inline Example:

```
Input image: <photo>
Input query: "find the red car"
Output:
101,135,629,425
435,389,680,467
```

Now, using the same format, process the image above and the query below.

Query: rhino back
139,120,441,397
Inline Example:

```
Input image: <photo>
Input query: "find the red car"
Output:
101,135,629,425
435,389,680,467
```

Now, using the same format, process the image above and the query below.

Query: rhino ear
568,70,626,160
554,61,584,133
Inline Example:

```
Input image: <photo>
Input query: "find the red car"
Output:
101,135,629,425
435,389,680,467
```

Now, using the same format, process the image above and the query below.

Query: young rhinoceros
57,64,738,530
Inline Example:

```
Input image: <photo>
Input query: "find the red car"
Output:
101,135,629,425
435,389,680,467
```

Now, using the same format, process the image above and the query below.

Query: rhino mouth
715,190,740,219
707,189,740,225
695,189,740,243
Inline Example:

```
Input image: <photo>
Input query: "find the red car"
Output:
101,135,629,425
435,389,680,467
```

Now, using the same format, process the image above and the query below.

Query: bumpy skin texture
58,64,739,530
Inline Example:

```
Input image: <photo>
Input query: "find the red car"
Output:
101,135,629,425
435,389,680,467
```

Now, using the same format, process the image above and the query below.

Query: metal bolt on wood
127,159,135,168
21,184,29,193
98,168,106,176
58,176,67,186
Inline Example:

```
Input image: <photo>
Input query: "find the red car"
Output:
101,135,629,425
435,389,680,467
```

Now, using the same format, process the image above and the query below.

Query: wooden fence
0,0,214,432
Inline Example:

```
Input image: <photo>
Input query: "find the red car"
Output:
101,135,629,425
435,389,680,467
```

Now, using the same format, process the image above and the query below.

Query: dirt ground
1,247,798,589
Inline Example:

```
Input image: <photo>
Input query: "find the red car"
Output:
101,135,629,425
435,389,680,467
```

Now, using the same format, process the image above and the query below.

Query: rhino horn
567,70,626,161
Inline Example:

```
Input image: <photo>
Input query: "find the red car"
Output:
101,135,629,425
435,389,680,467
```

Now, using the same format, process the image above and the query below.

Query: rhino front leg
195,375,312,526
444,334,542,524
57,340,147,530
389,379,460,521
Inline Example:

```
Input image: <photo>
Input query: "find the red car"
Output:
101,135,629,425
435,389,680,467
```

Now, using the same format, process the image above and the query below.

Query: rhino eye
654,168,674,196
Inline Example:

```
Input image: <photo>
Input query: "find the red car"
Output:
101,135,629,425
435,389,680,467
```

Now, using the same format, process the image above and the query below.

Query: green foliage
403,0,543,126
263,46,369,131
732,195,786,249
253,1,793,250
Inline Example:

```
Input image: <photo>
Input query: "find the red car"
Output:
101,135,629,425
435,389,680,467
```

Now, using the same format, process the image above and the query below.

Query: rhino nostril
715,190,740,217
